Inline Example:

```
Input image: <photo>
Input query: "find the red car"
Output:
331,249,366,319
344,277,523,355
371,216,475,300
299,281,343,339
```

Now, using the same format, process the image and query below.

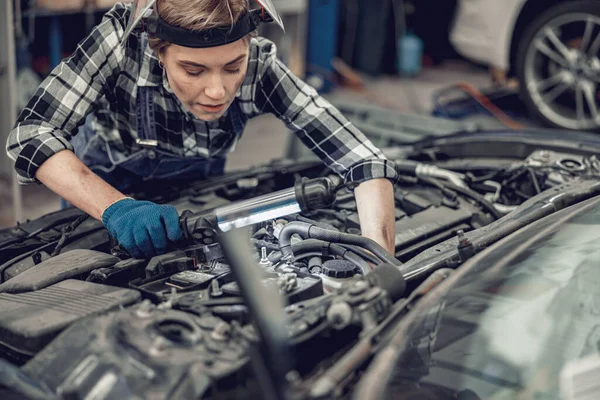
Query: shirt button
147,150,156,160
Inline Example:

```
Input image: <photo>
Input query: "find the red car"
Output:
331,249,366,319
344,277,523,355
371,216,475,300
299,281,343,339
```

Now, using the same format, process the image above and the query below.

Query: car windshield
383,198,600,400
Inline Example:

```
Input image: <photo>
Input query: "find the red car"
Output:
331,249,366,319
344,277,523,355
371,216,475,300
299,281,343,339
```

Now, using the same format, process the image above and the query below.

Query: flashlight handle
294,177,337,213
179,176,339,242
179,210,218,244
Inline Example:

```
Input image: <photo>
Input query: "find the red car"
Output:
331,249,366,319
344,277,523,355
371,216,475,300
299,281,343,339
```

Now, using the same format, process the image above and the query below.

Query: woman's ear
158,46,168,68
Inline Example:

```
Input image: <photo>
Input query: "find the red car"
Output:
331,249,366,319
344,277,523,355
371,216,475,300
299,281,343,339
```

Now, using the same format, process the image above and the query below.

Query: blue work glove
101,198,183,259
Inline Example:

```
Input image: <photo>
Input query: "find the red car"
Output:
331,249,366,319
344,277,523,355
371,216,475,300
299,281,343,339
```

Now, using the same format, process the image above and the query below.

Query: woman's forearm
36,151,397,254
35,149,127,220
354,178,396,255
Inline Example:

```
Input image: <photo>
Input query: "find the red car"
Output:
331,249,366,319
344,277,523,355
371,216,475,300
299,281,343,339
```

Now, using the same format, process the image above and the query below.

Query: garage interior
1,2,600,399
1,0,568,227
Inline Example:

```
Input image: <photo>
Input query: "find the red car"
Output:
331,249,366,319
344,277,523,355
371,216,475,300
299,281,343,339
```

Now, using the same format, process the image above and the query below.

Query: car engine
1,137,600,399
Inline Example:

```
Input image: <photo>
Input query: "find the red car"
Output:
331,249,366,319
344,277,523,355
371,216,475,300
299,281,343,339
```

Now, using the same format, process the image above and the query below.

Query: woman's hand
36,150,182,258
353,178,396,256
102,198,183,259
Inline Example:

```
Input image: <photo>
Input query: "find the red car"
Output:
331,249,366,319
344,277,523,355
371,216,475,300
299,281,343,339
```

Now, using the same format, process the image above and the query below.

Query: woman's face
161,38,249,121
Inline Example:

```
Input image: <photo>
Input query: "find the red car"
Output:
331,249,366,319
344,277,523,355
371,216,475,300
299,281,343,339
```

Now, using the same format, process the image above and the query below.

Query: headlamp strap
147,9,271,48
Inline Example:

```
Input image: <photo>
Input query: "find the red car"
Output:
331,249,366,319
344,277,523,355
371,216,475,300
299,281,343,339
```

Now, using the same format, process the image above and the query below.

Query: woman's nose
205,74,225,100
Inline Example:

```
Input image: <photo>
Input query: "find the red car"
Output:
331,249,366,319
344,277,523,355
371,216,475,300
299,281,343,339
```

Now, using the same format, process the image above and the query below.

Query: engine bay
1,137,600,399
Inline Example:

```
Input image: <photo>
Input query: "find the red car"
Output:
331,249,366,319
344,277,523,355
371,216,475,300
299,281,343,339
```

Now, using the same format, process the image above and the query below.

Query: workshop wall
11,0,456,98
336,0,458,77
0,2,17,180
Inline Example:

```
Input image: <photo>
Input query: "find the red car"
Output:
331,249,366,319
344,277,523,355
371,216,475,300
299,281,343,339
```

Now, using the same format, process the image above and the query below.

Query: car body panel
450,0,527,70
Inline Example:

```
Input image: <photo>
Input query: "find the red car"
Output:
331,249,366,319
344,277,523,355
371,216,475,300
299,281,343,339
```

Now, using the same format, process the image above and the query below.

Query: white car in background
450,0,600,131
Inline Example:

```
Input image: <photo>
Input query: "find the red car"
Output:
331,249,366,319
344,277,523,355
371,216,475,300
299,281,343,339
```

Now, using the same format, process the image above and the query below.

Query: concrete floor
0,60,498,228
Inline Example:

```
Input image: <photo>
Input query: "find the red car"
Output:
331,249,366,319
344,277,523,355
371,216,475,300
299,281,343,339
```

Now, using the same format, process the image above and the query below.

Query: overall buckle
135,138,158,148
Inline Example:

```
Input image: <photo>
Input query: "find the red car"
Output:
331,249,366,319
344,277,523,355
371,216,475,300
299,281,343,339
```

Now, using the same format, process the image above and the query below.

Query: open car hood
2,109,600,399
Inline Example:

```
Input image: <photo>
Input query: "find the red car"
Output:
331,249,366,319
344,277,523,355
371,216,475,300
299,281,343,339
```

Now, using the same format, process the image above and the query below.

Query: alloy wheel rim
525,13,600,130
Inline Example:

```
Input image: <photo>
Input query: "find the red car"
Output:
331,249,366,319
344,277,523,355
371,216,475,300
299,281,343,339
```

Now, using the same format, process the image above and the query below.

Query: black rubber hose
309,225,401,266
252,227,269,238
278,222,312,255
269,239,371,275
394,160,419,175
283,240,372,275
339,244,382,266
416,176,458,200
444,182,504,220
0,213,86,252
343,252,371,275
308,256,323,269
288,214,339,232
288,252,325,262
279,222,401,267
250,238,280,251
420,177,503,220
269,238,323,263
50,214,89,257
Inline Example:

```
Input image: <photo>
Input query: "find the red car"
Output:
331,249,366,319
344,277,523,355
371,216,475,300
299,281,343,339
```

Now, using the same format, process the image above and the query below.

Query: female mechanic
5,0,398,260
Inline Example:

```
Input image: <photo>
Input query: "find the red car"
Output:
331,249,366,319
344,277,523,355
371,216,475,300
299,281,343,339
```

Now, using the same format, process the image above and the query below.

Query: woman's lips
196,103,226,113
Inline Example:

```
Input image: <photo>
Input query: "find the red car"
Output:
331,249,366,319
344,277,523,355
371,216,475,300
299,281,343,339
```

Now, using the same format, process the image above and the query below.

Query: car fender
450,0,528,70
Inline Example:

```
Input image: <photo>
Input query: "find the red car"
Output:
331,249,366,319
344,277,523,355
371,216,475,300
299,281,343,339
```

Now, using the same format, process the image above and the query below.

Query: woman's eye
185,70,202,77
226,68,241,75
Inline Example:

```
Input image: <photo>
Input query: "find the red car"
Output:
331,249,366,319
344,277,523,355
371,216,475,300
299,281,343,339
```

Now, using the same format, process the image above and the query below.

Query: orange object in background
36,0,127,12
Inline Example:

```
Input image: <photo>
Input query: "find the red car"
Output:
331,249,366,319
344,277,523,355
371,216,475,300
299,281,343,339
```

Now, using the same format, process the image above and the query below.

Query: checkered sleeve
253,40,397,185
5,4,128,184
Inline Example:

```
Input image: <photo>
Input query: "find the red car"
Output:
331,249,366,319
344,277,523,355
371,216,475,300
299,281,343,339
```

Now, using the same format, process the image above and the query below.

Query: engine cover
0,280,140,364
23,302,251,400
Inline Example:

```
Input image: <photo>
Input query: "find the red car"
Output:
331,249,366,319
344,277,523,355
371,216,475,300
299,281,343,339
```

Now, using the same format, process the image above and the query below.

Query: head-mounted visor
122,0,285,47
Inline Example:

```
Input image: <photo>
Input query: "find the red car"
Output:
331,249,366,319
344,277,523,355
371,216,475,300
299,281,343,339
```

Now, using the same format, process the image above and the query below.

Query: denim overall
62,35,247,208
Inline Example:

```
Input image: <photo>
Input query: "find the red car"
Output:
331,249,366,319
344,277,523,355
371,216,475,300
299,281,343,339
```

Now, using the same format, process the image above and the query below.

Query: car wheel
516,0,600,132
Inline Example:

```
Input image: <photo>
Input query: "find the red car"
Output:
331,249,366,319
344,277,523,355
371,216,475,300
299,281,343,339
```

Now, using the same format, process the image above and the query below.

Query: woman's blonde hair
149,0,254,54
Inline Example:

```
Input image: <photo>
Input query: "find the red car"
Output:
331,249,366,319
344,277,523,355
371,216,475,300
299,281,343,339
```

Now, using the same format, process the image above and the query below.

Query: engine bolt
149,337,168,357
211,279,223,297
349,280,369,296
286,370,301,384
135,299,155,318
457,230,469,246
457,230,476,261
259,247,272,267
211,322,231,341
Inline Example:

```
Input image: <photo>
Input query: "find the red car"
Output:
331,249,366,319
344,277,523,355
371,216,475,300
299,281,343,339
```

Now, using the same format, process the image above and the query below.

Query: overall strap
136,33,158,148
229,99,248,137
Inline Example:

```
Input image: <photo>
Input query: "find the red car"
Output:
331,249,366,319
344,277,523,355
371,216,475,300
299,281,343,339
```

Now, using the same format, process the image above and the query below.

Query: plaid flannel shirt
6,3,397,186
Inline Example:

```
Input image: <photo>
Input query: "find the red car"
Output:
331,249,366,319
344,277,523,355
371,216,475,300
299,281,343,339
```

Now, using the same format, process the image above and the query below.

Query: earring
159,59,165,69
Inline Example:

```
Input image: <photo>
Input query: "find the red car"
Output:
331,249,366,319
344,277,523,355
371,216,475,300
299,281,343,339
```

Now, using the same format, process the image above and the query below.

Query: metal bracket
135,138,158,148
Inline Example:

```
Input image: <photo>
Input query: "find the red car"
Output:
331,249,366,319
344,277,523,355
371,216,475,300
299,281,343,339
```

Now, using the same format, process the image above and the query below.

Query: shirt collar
136,38,163,88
